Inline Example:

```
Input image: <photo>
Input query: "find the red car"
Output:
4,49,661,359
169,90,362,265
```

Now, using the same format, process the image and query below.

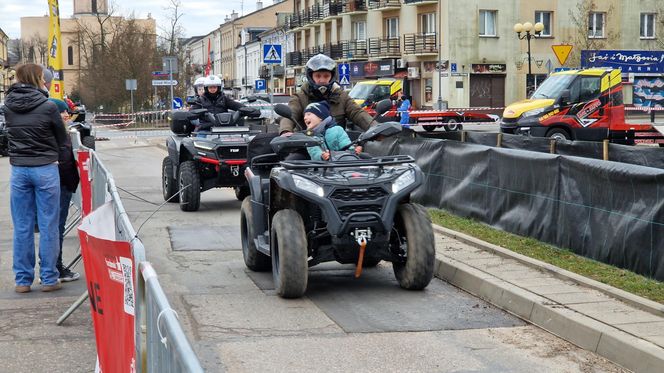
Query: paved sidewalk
432,225,664,373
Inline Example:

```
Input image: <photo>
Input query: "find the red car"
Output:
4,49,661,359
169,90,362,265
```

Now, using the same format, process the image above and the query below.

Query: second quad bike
162,106,261,211
241,100,436,298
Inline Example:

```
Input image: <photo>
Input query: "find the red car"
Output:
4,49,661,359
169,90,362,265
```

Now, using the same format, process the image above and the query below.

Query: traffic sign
152,71,168,77
552,44,573,66
255,79,266,91
263,44,282,64
125,79,137,91
338,63,350,86
451,63,457,72
152,80,178,86
172,97,183,109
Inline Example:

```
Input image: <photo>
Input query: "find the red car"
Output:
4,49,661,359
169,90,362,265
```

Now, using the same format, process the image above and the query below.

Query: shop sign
349,60,395,78
471,64,507,73
285,77,295,87
581,50,664,73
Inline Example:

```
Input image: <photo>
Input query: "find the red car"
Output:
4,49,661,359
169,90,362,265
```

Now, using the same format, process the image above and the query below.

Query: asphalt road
86,137,622,372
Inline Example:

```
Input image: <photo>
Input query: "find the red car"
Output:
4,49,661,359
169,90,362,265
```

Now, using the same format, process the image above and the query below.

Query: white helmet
194,77,206,88
203,75,222,87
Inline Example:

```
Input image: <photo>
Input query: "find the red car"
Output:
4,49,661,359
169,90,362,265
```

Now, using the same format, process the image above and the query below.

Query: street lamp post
513,21,544,96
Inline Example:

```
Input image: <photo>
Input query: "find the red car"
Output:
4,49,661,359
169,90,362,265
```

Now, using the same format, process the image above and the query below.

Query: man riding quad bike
162,102,261,211
241,100,435,298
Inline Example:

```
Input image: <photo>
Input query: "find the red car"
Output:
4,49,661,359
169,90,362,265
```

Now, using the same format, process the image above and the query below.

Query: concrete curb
433,224,664,316
432,224,664,373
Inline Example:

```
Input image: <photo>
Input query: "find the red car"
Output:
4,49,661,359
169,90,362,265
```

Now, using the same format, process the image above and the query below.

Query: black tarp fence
367,133,664,281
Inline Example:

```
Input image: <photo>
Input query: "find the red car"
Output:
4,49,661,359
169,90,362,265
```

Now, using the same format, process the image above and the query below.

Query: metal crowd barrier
66,130,204,373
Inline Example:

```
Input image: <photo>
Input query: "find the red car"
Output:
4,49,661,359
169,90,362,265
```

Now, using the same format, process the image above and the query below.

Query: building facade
0,27,9,102
20,0,155,94
284,0,663,109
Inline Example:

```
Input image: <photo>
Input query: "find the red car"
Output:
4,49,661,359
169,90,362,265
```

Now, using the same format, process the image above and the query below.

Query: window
588,12,605,38
353,21,366,41
535,11,552,36
421,13,436,35
386,17,399,39
479,10,497,37
640,13,655,39
67,46,74,66
568,76,601,103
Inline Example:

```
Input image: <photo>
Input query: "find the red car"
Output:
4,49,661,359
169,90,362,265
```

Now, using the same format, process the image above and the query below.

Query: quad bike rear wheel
391,203,435,290
271,209,308,298
162,157,179,202
179,160,200,211
241,197,271,271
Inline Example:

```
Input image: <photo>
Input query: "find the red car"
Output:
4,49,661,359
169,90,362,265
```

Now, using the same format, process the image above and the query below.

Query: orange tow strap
355,238,367,278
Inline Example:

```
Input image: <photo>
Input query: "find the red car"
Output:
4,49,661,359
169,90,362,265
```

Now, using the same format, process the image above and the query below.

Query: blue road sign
451,63,457,72
263,44,282,64
172,97,183,109
338,63,350,86
255,79,266,91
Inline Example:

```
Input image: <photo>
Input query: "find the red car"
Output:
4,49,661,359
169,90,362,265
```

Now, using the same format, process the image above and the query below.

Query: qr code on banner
119,257,135,316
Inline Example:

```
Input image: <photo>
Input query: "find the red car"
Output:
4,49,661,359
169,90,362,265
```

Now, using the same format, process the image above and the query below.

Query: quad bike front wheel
271,209,308,298
178,160,200,211
241,197,271,271
391,203,435,290
162,157,179,202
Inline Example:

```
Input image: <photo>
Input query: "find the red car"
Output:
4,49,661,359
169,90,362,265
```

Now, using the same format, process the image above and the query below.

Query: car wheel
81,135,95,150
162,157,179,202
271,209,308,298
422,124,438,132
443,118,462,132
546,128,571,141
235,185,250,201
391,203,435,290
178,160,200,211
241,197,271,271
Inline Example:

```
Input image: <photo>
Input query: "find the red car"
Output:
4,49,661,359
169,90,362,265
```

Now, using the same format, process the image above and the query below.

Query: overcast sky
2,0,272,39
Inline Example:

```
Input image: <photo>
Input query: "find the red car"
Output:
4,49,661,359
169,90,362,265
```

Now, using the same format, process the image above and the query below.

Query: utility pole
436,0,443,110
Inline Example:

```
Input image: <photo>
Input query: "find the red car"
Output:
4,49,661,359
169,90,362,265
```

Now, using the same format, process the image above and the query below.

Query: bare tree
20,34,48,64
159,0,185,56
72,4,159,112
564,0,619,66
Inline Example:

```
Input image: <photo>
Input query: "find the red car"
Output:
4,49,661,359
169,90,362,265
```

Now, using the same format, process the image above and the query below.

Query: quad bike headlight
292,175,324,197
392,169,416,194
193,141,215,151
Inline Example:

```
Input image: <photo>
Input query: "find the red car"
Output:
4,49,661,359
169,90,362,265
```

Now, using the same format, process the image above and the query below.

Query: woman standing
4,64,67,293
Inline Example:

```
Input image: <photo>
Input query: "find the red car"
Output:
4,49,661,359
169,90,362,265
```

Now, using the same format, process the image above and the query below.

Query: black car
0,105,8,157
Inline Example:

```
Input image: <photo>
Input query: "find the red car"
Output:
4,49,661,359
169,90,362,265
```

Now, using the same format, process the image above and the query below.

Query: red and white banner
79,202,136,373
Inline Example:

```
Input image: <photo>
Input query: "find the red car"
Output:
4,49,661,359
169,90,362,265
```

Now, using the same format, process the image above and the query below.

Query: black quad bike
162,107,262,211
241,100,435,298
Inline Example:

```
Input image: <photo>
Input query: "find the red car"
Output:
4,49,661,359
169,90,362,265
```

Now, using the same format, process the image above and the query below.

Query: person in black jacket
191,75,245,115
49,98,81,282
4,63,67,293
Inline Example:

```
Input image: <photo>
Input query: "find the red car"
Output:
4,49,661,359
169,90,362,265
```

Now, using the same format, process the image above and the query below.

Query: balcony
323,1,344,19
322,42,344,60
341,40,368,60
287,51,303,66
340,0,368,14
403,33,438,55
403,0,438,5
368,37,401,58
367,0,401,11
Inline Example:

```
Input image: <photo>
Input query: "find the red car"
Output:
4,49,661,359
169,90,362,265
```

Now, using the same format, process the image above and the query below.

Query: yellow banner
47,0,64,99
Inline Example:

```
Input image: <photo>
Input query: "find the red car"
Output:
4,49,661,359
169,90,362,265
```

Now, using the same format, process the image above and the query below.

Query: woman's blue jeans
11,164,61,286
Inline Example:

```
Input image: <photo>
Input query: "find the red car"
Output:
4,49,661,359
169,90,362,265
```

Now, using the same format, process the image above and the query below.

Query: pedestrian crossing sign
263,44,282,64
339,75,350,86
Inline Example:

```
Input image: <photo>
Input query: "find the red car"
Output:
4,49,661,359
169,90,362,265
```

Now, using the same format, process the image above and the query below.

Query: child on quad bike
303,101,363,161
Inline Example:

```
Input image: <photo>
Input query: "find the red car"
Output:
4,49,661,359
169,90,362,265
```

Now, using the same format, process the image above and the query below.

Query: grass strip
429,209,664,304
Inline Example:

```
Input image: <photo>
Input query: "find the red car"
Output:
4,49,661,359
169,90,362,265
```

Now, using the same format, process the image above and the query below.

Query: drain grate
168,225,241,251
